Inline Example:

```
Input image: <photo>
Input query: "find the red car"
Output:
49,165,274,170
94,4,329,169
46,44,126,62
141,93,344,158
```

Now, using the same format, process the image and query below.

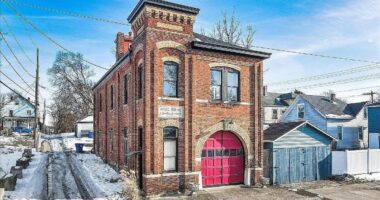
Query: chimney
330,93,336,102
115,32,133,61
263,86,268,96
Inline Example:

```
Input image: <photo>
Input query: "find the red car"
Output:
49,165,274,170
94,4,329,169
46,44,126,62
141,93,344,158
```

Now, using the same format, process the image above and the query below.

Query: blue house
280,94,368,150
368,102,380,149
1,94,35,132
264,121,335,184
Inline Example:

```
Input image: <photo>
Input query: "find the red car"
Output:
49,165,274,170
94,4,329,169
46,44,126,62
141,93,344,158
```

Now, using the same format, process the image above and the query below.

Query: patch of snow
0,146,23,177
50,139,63,152
326,114,353,119
355,173,380,181
4,151,48,199
74,153,123,198
63,137,93,152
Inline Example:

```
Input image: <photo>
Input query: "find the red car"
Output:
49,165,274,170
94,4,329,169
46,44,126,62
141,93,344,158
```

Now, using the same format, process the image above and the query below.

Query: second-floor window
110,85,114,110
358,126,364,140
210,68,239,102
337,126,343,140
124,75,128,104
9,110,14,117
297,104,305,119
99,94,102,112
363,108,368,119
163,61,178,97
27,110,31,116
272,109,278,119
138,66,143,99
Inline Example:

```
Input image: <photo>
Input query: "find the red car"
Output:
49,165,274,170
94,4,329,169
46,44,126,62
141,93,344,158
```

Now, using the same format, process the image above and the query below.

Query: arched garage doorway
201,131,244,187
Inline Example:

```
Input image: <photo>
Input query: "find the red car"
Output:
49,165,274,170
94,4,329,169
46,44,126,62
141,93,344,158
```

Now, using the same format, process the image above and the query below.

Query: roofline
269,121,337,142
192,41,271,59
128,0,200,23
92,52,130,90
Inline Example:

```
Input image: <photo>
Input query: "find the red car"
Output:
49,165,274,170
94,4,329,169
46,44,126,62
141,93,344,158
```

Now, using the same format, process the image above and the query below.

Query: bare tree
208,9,255,48
48,51,94,133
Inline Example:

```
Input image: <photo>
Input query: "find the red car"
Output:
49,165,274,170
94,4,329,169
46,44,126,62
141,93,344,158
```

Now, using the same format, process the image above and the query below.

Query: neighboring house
93,0,271,195
263,91,296,125
1,95,35,131
368,102,380,149
281,94,368,150
75,116,93,137
264,121,335,184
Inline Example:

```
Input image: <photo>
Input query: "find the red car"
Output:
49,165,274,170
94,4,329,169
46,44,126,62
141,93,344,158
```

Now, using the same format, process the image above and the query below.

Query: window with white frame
210,67,240,102
163,127,178,171
272,109,278,119
358,126,364,140
337,126,343,140
297,104,305,119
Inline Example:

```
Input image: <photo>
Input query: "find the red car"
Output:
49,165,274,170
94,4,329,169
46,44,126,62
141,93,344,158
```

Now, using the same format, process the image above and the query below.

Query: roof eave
92,53,130,90
192,41,271,59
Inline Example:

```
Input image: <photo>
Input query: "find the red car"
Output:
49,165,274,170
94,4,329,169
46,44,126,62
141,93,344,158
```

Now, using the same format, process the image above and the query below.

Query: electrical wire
1,12,35,65
7,0,130,26
268,63,380,86
336,85,380,93
0,32,35,78
0,50,35,92
4,1,110,71
0,69,34,97
276,72,380,92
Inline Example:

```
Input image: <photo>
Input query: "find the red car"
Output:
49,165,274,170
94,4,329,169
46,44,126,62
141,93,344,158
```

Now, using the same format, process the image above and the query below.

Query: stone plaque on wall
159,106,184,119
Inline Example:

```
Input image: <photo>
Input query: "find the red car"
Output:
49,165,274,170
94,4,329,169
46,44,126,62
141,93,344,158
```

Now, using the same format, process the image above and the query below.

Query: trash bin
75,143,84,153
87,132,94,138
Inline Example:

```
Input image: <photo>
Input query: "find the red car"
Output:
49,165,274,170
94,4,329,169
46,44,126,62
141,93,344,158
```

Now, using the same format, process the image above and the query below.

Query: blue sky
1,0,380,113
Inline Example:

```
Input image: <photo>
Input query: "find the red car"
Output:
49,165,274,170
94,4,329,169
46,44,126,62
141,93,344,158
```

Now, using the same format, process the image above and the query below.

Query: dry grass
120,169,141,200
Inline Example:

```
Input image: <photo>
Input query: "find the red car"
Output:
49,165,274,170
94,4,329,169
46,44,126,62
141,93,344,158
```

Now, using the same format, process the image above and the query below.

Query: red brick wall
94,2,266,196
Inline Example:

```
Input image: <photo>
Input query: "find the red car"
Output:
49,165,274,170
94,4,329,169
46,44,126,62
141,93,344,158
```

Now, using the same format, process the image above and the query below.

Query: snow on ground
50,139,63,152
74,153,123,198
355,173,380,181
0,147,23,177
63,137,93,152
0,135,33,147
4,151,48,200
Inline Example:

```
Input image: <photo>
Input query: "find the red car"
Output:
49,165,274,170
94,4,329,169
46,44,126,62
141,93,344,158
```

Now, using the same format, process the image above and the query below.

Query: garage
201,131,244,187
264,121,336,184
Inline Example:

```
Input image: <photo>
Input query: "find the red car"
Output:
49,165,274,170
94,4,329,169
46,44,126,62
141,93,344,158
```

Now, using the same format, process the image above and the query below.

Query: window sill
158,97,184,101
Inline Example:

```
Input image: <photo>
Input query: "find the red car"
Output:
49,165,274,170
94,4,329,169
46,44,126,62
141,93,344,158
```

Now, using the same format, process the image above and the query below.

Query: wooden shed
264,121,336,184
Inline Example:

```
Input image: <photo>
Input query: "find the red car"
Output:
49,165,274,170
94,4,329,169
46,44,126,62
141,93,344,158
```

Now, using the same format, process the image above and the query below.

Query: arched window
210,67,240,102
163,126,178,171
163,61,178,97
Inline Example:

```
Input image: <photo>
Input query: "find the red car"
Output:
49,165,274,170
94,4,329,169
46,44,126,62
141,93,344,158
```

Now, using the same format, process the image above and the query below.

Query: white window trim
297,103,305,119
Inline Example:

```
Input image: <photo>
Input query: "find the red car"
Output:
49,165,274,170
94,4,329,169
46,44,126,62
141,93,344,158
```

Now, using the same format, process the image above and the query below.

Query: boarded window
358,126,364,140
124,75,128,104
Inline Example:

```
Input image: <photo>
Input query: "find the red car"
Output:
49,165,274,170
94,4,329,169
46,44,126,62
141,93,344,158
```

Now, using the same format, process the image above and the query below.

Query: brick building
93,0,271,196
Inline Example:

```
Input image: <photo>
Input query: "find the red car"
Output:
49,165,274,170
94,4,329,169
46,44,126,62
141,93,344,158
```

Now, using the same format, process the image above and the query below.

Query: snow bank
0,147,23,177
73,154,123,198
50,139,63,152
355,173,380,181
4,151,48,199
63,137,93,152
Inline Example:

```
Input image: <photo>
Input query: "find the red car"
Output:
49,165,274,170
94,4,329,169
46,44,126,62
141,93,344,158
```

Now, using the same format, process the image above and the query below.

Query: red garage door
201,131,244,187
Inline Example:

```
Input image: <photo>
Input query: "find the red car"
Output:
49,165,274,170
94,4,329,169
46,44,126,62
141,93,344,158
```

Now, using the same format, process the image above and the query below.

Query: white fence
332,149,380,175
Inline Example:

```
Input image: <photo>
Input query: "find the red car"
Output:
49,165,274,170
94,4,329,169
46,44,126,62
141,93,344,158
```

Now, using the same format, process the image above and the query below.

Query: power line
336,85,380,93
0,50,35,91
276,72,380,92
1,11,35,65
0,32,35,78
268,63,380,86
4,1,109,71
0,66,34,96
7,0,130,26
252,45,380,64
0,80,33,100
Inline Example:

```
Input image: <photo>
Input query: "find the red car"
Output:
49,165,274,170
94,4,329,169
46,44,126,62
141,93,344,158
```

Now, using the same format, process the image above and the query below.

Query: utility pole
34,48,40,148
363,90,377,104
42,99,46,134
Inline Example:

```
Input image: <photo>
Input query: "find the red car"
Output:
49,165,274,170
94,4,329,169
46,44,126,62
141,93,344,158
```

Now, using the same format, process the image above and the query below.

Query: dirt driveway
157,181,380,200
